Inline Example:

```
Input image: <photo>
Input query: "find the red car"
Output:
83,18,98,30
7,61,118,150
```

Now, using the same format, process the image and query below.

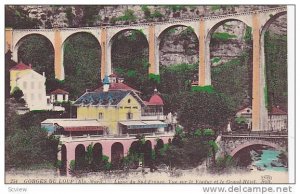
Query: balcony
141,112,166,120
58,131,175,143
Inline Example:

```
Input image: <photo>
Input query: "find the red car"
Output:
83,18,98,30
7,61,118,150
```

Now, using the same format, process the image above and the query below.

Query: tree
5,126,59,168
178,90,234,133
11,87,24,102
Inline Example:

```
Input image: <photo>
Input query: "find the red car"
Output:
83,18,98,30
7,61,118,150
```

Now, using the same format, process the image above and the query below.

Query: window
38,82,42,89
98,113,103,120
31,93,35,101
23,82,27,89
128,99,131,104
127,112,133,120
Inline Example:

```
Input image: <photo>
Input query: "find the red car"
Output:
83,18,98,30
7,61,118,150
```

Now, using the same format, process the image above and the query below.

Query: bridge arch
61,30,100,47
13,33,54,64
13,33,54,61
109,29,149,81
206,19,252,65
157,24,199,78
208,19,252,109
261,11,287,36
62,31,101,53
62,32,101,97
13,33,55,79
230,140,282,157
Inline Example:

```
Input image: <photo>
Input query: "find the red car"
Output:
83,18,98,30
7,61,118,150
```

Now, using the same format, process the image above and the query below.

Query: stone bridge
5,6,288,131
216,132,288,158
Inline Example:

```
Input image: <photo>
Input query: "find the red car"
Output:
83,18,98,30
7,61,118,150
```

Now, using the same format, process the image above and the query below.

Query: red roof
95,82,141,93
63,126,105,132
50,88,69,95
270,106,287,115
10,62,31,71
148,94,164,105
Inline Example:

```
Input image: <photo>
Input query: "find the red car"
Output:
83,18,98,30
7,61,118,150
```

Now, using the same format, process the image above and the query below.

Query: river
235,145,288,172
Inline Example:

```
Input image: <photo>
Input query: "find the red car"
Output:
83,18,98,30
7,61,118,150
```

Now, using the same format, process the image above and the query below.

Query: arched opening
143,140,152,167
158,25,199,113
111,142,124,169
15,34,55,82
154,139,164,161
75,144,86,170
233,143,287,171
208,19,253,112
92,143,102,169
129,141,139,153
60,145,67,175
62,32,101,99
158,25,199,67
110,29,149,93
262,12,287,113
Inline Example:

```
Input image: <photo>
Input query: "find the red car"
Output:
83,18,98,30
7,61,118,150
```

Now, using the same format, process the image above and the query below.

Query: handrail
221,131,288,137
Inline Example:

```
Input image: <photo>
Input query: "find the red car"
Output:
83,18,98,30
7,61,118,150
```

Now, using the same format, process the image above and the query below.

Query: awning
119,120,168,129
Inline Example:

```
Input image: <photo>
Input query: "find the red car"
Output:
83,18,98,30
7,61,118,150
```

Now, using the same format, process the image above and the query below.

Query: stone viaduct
217,133,288,158
5,6,287,131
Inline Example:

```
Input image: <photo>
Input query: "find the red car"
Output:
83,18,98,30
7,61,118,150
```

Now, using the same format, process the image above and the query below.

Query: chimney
42,72,45,77
29,64,32,69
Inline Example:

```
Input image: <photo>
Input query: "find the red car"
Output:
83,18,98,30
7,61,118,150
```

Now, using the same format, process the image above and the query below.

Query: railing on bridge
221,131,288,137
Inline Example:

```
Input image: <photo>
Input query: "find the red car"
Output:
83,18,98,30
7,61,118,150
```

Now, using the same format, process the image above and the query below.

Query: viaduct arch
230,140,283,157
5,6,287,131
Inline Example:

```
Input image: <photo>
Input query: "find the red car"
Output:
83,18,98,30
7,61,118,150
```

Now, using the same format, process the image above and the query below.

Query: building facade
234,106,287,132
41,74,174,175
10,62,50,110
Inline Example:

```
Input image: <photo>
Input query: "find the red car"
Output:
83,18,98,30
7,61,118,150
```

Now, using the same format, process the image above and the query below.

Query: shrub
212,32,237,41
149,73,160,83
191,85,215,93
11,87,24,102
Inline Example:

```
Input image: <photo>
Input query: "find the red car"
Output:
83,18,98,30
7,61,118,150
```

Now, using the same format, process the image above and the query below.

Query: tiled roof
10,62,31,71
270,106,287,115
94,82,141,93
50,88,69,95
73,90,131,106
